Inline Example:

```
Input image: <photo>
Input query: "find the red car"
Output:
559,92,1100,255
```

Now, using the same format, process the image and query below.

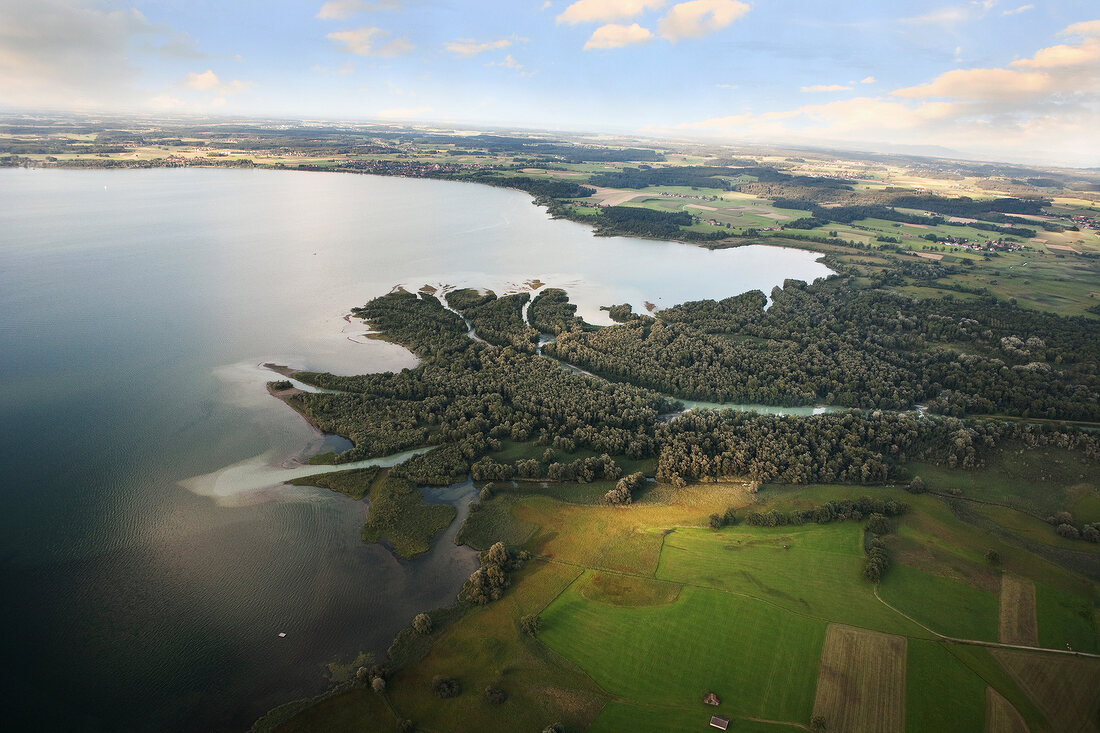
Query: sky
1,0,1098,166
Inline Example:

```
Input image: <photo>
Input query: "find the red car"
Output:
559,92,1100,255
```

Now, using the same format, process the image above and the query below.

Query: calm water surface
0,168,832,731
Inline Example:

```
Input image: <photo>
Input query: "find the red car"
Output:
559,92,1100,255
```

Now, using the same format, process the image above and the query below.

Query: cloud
860,76,875,84
557,0,665,24
1001,4,1033,15
663,21,1100,166
327,27,413,56
715,83,738,89
657,0,750,41
375,105,434,119
0,0,160,110
1011,40,1100,69
1060,20,1100,38
495,54,523,69
316,1,400,20
801,84,853,92
893,67,1051,101
184,70,251,95
583,23,654,49
185,69,220,91
444,38,512,57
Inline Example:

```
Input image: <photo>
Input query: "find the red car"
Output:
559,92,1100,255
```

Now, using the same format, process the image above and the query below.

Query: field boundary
874,586,1100,659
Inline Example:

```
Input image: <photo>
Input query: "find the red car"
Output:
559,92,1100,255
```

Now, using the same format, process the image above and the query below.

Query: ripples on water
0,168,832,731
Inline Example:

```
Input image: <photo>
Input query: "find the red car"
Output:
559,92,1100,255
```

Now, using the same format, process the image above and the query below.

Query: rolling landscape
1,1,1099,732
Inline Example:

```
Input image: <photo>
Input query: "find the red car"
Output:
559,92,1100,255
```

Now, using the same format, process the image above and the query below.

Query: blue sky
1,0,1098,165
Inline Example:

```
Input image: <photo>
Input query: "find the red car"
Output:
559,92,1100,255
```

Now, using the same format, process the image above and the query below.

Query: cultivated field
811,624,906,733
1000,575,1039,646
992,649,1100,733
986,687,1030,733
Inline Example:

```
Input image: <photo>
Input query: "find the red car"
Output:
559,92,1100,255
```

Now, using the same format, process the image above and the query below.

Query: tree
709,513,724,530
432,676,461,698
984,549,1000,565
486,541,509,567
866,513,891,535
543,724,565,733
485,686,507,704
413,612,432,635
521,614,541,636
907,476,925,494
1056,523,1080,539
372,676,386,694
479,485,493,502
810,714,827,732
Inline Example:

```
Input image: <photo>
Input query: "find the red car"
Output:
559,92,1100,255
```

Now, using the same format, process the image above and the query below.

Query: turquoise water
0,167,832,731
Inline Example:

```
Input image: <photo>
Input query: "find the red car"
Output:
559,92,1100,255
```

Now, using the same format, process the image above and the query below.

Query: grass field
905,640,986,733
385,559,605,732
656,523,925,637
1035,583,1100,654
908,443,1100,521
992,649,1100,733
812,624,906,733
878,564,1000,641
541,579,826,723
1000,575,1039,646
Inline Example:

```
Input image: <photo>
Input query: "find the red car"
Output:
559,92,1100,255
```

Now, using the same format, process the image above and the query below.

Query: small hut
709,716,730,730
703,692,720,706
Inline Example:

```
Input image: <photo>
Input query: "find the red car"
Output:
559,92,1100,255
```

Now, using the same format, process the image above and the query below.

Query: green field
541,578,825,723
905,640,987,733
656,523,925,636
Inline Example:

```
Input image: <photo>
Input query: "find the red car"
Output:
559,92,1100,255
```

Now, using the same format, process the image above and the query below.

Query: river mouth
0,167,834,732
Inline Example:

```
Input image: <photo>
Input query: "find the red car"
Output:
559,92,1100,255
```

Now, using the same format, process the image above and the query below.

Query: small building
709,716,730,730
703,692,720,706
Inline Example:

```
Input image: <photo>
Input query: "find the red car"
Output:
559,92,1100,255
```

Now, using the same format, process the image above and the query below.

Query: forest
288,286,1100,491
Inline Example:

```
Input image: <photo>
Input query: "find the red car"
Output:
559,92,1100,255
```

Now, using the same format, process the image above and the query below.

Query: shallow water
0,167,832,731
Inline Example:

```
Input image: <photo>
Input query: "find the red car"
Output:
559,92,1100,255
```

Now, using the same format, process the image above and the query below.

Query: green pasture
540,578,825,723
905,640,987,733
878,564,999,641
656,523,925,637
590,702,795,732
1035,582,1100,653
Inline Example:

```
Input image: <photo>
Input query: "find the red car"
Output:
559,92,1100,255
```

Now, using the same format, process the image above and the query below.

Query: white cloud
557,0,665,25
657,0,750,41
893,67,1050,101
497,54,523,69
444,38,512,57
316,1,400,20
583,23,654,49
327,27,413,57
184,70,251,95
860,76,876,84
801,84,852,92
715,83,738,89
1011,39,1100,69
1060,20,1100,38
1002,4,1033,15
185,69,219,91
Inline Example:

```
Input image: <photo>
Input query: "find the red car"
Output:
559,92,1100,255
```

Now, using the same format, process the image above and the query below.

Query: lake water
0,167,832,731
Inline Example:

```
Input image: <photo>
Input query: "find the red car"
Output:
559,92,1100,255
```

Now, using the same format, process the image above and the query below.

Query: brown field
915,251,944,260
685,203,718,211
1045,243,1081,253
999,575,1039,646
986,687,1030,733
993,649,1100,733
812,624,906,733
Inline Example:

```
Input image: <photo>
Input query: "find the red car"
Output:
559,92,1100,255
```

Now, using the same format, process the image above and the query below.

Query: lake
0,167,832,731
